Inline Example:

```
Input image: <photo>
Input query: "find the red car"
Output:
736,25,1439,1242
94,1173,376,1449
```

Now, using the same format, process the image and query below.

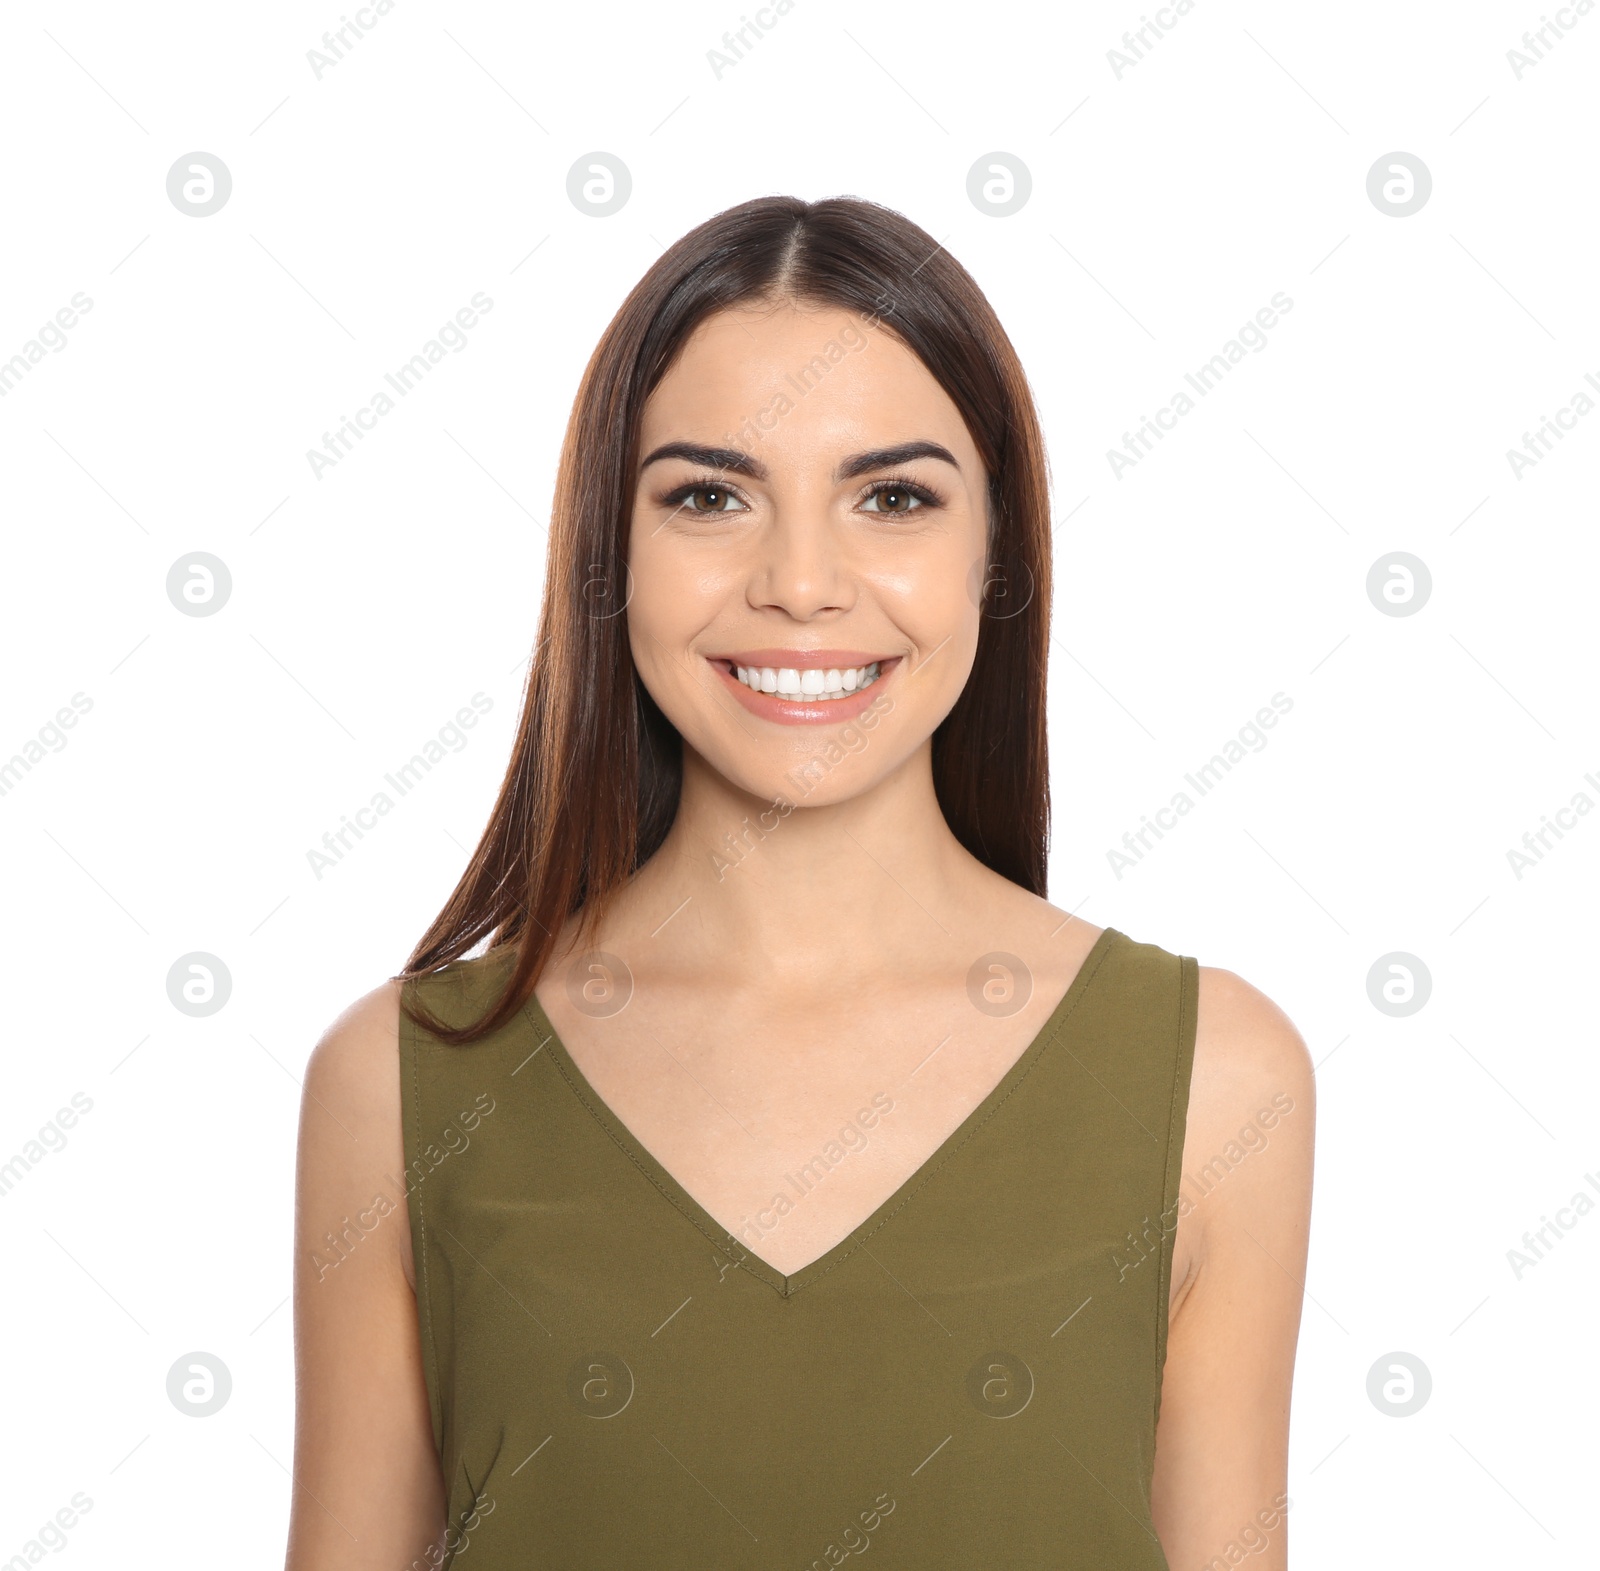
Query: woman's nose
746,510,854,620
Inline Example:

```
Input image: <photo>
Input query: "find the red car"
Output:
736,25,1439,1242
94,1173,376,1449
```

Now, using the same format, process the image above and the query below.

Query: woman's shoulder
1181,959,1316,1260
297,946,514,1160
1191,963,1314,1117
301,977,408,1143
291,949,525,1117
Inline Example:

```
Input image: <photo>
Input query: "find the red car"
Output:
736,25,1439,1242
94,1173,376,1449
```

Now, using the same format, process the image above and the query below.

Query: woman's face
626,299,990,809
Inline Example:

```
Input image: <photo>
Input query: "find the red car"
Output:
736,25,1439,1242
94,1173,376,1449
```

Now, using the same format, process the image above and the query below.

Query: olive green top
400,924,1198,1568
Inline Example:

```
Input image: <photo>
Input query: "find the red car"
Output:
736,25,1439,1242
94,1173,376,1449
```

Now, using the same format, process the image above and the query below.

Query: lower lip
712,658,900,724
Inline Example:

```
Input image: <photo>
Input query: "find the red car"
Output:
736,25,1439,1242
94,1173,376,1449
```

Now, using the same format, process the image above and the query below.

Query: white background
1,0,1595,1564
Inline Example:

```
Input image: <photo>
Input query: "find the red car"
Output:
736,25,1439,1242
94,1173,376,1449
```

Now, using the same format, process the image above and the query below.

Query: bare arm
285,980,448,1569
1151,966,1316,1569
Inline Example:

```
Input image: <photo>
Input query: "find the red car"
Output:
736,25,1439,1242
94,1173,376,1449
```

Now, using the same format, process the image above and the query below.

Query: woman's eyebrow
639,441,766,479
835,441,960,481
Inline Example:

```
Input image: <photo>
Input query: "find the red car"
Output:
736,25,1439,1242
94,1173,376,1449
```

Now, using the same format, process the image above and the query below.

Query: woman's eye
678,484,746,513
859,483,926,514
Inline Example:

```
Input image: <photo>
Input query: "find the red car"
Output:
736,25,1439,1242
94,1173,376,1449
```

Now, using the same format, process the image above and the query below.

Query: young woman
287,196,1314,1570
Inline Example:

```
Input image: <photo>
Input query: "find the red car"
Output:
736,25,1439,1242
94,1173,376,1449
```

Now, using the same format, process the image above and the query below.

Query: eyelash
657,474,946,516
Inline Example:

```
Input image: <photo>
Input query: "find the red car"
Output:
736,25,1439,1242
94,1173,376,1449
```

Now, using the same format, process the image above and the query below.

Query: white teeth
731,661,883,700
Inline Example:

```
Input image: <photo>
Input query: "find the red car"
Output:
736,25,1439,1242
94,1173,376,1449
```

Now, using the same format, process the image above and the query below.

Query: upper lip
712,649,897,668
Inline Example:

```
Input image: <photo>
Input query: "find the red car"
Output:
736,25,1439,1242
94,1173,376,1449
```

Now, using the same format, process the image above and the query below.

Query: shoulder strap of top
1158,944,1199,1390
1078,930,1199,1407
397,945,526,1461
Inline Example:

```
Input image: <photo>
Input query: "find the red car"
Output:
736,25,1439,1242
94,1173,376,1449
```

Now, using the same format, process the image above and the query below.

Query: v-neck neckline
516,925,1123,1299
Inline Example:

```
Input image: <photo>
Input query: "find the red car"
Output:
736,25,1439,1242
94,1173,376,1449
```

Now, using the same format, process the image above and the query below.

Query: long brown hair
399,194,1054,1043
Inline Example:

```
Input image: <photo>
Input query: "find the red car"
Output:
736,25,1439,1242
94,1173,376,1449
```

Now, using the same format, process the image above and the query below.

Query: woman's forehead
640,303,974,462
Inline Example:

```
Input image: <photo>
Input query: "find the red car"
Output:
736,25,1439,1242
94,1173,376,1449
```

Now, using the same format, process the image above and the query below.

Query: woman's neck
595,738,987,989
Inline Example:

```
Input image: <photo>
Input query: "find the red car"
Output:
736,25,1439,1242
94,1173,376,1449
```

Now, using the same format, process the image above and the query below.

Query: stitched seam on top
406,975,444,1436
1153,953,1198,1412
535,1010,751,1265
788,927,1124,1292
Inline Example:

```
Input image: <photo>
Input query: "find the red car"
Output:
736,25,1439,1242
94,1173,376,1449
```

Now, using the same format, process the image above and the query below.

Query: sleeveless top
399,924,1198,1568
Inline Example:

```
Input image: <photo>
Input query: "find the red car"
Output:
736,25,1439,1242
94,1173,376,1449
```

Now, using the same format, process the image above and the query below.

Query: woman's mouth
707,651,902,724
733,659,884,700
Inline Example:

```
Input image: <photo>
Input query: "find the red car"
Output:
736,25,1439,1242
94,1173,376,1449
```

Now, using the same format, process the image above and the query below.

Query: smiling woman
286,195,1314,1571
